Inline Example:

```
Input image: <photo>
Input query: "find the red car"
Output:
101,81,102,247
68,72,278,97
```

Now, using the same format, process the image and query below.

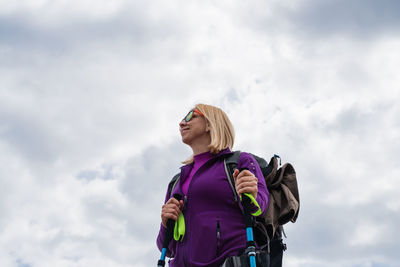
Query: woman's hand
233,169,258,199
161,197,184,228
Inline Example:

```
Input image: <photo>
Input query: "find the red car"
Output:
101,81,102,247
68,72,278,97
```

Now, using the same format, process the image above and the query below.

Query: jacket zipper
182,157,222,266
216,220,221,256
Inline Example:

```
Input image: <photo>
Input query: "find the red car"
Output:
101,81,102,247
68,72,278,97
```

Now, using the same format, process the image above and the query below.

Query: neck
191,145,210,155
190,135,211,155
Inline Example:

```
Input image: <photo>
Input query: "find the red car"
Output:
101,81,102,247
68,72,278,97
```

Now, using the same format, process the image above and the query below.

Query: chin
181,136,192,145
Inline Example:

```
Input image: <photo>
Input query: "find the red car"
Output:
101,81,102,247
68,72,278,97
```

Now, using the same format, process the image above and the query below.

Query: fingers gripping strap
173,212,185,241
241,193,262,217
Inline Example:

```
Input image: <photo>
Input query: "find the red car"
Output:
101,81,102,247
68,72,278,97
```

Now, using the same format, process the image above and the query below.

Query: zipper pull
216,220,221,255
184,195,188,210
216,221,221,239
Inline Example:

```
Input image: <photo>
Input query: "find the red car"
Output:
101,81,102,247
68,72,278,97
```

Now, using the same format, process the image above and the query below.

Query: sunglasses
183,109,204,122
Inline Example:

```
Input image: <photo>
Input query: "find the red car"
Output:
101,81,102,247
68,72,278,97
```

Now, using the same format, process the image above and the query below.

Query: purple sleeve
237,152,269,215
156,187,176,257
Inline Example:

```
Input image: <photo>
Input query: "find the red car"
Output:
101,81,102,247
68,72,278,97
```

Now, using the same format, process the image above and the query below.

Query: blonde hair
182,103,235,164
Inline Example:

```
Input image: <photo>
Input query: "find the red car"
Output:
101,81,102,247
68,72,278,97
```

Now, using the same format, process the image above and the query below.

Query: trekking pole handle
158,194,182,267
162,194,182,248
238,168,257,267
238,168,253,227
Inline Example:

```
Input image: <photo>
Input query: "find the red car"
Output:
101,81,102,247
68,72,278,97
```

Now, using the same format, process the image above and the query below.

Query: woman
156,104,269,267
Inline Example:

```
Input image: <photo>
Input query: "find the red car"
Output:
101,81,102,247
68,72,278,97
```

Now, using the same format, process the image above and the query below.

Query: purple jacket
156,148,269,267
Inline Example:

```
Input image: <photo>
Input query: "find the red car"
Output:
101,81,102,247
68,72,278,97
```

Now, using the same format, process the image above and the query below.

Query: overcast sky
1,0,399,266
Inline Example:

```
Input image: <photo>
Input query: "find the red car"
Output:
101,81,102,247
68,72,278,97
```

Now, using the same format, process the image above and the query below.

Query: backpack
224,151,299,267
167,151,299,267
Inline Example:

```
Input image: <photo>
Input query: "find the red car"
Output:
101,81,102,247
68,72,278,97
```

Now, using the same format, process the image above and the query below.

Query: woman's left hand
233,169,258,199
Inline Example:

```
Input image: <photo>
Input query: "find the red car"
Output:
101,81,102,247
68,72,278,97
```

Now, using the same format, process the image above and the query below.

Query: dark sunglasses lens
185,110,194,122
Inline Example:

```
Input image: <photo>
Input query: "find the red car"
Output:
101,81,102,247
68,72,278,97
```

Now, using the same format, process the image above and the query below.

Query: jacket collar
180,148,233,169
210,147,233,158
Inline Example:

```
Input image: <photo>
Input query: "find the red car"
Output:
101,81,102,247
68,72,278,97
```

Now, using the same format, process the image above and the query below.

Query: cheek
198,125,208,134
200,121,208,131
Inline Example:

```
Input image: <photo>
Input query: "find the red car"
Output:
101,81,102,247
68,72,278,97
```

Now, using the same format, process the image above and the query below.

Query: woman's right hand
161,197,184,228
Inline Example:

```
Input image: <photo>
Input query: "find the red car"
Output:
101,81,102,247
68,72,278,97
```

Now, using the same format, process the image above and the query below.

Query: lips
180,127,190,134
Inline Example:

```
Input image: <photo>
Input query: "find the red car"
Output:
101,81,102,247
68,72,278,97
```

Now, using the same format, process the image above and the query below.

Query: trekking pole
239,168,257,267
157,194,182,267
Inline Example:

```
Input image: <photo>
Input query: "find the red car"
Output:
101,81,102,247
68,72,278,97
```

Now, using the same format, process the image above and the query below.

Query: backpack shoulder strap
167,173,181,197
225,150,241,166
224,151,241,202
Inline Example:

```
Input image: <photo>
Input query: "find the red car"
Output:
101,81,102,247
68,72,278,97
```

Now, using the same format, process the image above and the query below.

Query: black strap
225,150,241,166
224,151,241,201
167,173,181,197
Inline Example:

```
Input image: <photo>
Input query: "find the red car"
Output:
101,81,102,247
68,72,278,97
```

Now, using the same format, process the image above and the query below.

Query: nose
179,119,187,128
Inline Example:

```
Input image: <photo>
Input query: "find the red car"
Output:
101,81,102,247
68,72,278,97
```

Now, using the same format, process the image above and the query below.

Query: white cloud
1,0,400,266
350,222,386,247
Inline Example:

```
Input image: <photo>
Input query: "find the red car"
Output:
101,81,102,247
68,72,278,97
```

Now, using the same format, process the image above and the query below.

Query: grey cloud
110,140,190,266
320,102,399,167
121,140,190,240
77,170,102,181
77,164,115,181
289,0,400,38
250,98,400,266
121,140,189,203
239,0,400,39
0,6,186,53
0,108,59,163
16,259,31,267
325,104,385,136
301,100,398,150
225,88,241,104
288,200,400,265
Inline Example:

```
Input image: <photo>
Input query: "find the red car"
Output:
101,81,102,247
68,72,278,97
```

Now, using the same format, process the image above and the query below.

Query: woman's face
179,109,209,146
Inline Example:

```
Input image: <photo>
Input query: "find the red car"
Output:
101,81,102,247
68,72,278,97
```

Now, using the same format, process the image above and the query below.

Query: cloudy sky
1,0,399,266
